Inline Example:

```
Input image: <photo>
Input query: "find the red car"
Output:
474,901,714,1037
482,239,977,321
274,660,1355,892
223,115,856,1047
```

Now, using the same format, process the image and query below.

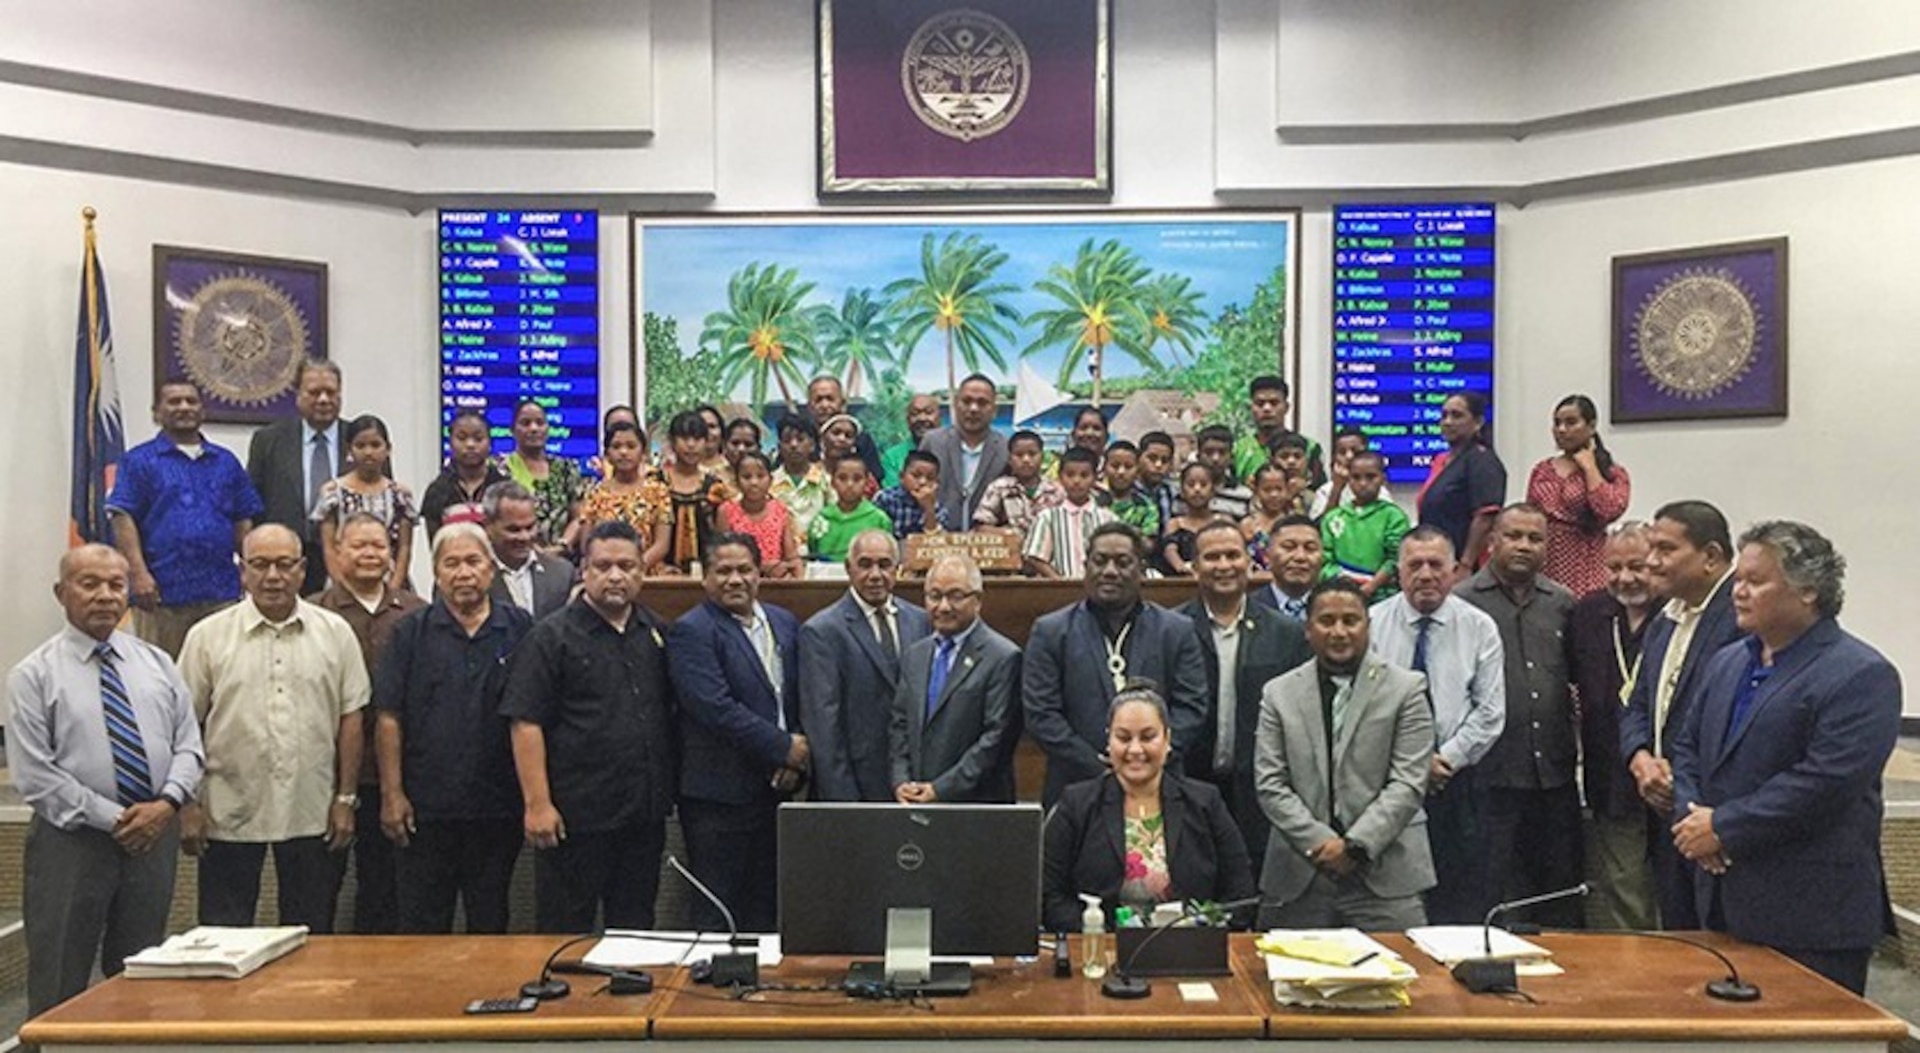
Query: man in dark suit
1024,521,1209,805
807,376,885,482
799,529,931,801
889,554,1021,803
1670,521,1900,995
1181,519,1311,865
667,532,804,932
484,483,572,620
246,359,345,594
1618,500,1738,929
920,373,1008,529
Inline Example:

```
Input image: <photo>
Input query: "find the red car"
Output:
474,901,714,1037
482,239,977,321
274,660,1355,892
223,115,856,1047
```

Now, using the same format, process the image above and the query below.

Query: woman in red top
1526,394,1631,597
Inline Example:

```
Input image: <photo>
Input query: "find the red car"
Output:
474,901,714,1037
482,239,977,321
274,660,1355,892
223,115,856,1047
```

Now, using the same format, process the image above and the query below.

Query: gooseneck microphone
666,855,760,987
1505,925,1761,1003
1100,895,1263,1000
1451,883,1590,994
521,933,599,1001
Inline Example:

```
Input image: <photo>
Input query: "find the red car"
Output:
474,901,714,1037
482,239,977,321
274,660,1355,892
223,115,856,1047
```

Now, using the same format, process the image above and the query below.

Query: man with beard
1023,522,1208,805
1455,504,1580,926
1569,522,1657,929
1181,519,1311,864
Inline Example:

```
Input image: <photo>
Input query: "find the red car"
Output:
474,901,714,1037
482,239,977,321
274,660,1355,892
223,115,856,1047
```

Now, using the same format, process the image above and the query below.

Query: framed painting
152,245,329,424
1611,237,1787,423
630,210,1299,456
818,0,1111,196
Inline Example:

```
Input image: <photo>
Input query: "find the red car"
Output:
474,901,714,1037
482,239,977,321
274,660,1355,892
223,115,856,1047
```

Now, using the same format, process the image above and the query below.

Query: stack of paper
583,931,784,969
1406,925,1564,977
124,926,308,980
1257,928,1418,1010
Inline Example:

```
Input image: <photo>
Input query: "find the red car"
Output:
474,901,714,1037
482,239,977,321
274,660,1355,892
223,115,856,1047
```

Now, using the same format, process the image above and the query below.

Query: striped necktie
95,642,153,806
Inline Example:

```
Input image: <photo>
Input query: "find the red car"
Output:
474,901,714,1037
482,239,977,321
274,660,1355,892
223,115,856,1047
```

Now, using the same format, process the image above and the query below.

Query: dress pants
396,819,523,934
1780,946,1872,996
1648,807,1700,929
1584,808,1656,930
24,817,179,1017
1258,872,1427,931
532,817,667,933
1422,766,1494,924
351,794,398,933
677,798,779,933
1483,783,1585,928
131,601,228,661
198,837,346,932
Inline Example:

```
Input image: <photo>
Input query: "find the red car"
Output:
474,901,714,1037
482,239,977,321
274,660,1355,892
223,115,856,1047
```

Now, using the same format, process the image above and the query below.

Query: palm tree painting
1136,272,1209,367
700,262,818,412
884,232,1022,395
1021,238,1153,405
811,288,895,400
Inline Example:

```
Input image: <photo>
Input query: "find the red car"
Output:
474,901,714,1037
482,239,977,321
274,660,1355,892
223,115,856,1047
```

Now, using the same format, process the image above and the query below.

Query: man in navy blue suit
667,532,804,933
1669,521,1900,994
1618,500,1739,928
799,529,931,801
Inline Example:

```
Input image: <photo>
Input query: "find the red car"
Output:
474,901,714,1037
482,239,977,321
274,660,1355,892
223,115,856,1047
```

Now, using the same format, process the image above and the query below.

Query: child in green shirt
808,454,892,563
1319,450,1409,602
1101,440,1162,539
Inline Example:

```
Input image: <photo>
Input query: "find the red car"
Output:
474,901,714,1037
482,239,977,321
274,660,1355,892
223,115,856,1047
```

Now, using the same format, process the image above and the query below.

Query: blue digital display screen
438,209,599,461
1331,203,1495,484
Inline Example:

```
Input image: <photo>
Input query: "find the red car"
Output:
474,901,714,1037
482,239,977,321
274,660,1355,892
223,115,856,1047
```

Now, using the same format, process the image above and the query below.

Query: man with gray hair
799,529,930,801
375,523,533,933
247,358,346,594
484,481,572,619
9,544,203,1016
1669,520,1901,994
889,553,1022,803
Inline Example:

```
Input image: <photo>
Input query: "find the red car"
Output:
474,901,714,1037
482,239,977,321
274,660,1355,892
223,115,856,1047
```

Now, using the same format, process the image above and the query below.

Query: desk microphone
1100,895,1262,1001
666,855,760,987
521,933,598,1001
1451,883,1590,994
1505,925,1761,1003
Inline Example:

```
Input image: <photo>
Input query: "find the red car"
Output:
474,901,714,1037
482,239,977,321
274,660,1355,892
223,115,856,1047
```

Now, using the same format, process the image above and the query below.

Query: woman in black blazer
1043,681,1256,932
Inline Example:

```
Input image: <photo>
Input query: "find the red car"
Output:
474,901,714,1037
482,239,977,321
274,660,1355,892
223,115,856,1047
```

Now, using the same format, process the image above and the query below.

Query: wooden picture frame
818,0,1112,197
152,245,329,425
1611,237,1787,424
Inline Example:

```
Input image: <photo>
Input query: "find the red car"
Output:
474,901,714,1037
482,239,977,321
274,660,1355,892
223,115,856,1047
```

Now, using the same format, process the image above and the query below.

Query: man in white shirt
178,525,369,932
1369,525,1506,924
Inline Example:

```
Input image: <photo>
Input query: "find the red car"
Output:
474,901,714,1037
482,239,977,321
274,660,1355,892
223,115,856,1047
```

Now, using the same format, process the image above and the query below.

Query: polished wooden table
23,934,1904,1052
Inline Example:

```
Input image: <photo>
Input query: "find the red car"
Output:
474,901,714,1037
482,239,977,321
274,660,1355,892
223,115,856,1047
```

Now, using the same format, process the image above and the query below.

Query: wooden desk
22,934,1904,1052
21,936,659,1052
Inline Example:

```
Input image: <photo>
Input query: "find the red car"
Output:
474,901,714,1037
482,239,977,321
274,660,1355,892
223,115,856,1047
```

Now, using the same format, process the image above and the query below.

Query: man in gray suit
799,529,931,801
1255,577,1434,929
919,373,1008,529
245,359,345,594
1024,521,1209,805
889,554,1022,803
484,482,572,620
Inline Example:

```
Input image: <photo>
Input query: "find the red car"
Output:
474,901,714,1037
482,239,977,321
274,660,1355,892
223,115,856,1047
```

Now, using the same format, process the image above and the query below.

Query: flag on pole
69,207,124,547
1014,359,1069,427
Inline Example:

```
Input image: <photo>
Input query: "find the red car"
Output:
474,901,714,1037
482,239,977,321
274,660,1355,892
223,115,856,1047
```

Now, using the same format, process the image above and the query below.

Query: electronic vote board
438,210,600,460
1331,204,1495,484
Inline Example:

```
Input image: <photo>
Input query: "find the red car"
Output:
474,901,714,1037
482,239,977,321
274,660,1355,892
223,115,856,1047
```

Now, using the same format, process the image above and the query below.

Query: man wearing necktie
246,360,346,595
8,545,203,1016
889,554,1022,803
668,533,804,933
1251,516,1328,621
1669,521,1900,995
1254,577,1434,929
799,530,930,801
1368,525,1506,924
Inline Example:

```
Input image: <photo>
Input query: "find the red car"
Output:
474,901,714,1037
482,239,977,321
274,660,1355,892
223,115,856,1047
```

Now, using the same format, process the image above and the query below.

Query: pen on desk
1352,951,1380,966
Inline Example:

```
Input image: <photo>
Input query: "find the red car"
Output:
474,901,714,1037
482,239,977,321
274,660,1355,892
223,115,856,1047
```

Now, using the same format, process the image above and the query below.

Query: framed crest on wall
1610,238,1787,424
152,245,328,424
818,0,1112,197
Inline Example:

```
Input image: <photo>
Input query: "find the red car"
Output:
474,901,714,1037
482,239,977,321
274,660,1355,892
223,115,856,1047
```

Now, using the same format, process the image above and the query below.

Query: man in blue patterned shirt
106,381,264,658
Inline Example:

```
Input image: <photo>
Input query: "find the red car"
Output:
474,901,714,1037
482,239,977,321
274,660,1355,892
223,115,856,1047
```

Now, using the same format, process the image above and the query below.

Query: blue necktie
1281,594,1307,622
926,636,956,718
96,642,152,806
1412,616,1434,674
